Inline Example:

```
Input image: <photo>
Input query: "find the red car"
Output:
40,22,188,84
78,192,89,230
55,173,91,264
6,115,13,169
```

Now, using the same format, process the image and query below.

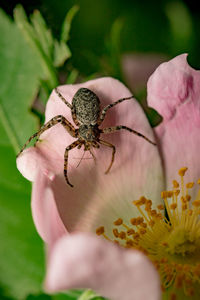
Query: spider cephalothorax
17,87,156,187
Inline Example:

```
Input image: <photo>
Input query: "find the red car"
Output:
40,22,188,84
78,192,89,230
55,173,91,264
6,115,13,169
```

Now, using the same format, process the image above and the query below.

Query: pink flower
17,54,200,299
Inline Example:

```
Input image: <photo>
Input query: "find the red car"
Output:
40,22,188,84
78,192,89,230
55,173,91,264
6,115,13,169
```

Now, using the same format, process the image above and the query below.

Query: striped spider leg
16,114,81,185
96,96,156,174
98,125,156,174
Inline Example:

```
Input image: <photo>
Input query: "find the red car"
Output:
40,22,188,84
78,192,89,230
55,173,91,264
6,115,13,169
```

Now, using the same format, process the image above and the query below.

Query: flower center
96,168,200,299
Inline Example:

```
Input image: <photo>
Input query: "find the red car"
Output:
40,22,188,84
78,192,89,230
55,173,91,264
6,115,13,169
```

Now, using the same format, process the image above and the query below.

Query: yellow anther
133,233,140,240
96,226,105,235
113,218,123,226
182,203,187,211
127,229,135,236
192,200,200,207
181,196,187,203
174,189,180,196
133,196,146,206
157,204,164,210
161,191,168,198
118,231,126,239
126,239,134,247
132,200,140,206
173,180,179,188
178,167,188,177
130,218,137,226
167,191,173,197
186,195,191,201
156,213,163,220
97,167,200,299
140,222,147,228
170,203,177,210
197,179,200,185
149,220,155,227
150,210,157,216
145,201,152,212
146,200,152,206
137,217,144,224
113,228,119,238
186,182,194,189
139,196,147,204
188,209,193,216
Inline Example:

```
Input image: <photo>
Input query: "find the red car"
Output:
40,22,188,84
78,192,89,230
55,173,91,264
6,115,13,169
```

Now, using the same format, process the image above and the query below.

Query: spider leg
17,115,77,158
101,125,156,145
55,88,79,126
89,149,97,163
99,139,116,174
98,95,134,125
55,88,72,109
71,106,80,126
64,140,80,187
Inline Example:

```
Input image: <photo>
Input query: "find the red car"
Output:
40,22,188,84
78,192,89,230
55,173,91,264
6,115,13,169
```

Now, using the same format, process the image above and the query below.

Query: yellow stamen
186,182,194,189
178,167,188,176
96,167,200,298
113,218,123,226
96,226,105,235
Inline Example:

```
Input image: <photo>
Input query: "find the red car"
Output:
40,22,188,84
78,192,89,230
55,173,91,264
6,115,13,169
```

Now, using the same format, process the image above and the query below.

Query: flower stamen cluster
96,168,200,299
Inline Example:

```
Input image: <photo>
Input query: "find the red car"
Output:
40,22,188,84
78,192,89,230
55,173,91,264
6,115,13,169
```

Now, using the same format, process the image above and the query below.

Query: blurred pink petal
147,54,200,197
45,233,161,300
122,53,167,93
17,77,164,243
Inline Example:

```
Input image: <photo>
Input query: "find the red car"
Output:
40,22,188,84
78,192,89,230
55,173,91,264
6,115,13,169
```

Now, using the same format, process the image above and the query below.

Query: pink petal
17,77,164,241
16,145,62,182
45,78,164,235
122,53,167,93
147,54,200,196
45,233,161,300
31,170,67,243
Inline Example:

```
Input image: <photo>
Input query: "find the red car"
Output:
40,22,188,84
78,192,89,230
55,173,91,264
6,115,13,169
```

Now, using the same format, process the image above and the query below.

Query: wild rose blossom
17,54,200,299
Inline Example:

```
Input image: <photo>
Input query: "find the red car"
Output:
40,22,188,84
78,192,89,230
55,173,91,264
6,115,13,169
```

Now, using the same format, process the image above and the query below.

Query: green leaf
61,5,79,43
53,5,79,67
165,1,194,52
0,8,43,153
78,290,108,300
145,107,163,128
52,290,83,300
26,294,51,300
0,8,45,299
105,18,123,79
66,69,79,84
30,10,54,60
14,5,58,90
53,40,71,67
0,165,45,299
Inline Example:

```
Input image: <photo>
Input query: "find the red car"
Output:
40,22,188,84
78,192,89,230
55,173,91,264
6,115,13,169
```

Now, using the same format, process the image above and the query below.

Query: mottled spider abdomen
72,88,100,125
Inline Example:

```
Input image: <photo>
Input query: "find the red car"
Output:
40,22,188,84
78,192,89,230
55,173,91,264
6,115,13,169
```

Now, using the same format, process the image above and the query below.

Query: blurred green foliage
0,0,199,299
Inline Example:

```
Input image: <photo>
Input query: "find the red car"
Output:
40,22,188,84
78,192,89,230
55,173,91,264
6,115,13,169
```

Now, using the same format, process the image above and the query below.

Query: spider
17,87,156,187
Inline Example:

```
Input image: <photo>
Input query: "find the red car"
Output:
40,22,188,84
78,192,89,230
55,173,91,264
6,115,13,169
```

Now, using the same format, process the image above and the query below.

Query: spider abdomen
72,88,100,125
